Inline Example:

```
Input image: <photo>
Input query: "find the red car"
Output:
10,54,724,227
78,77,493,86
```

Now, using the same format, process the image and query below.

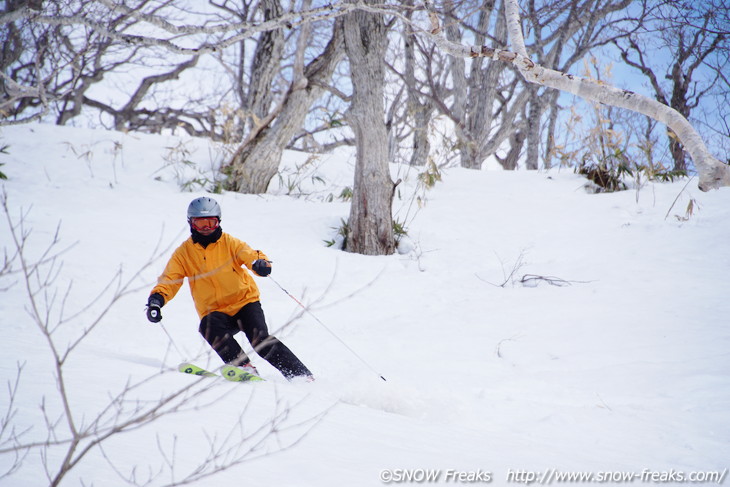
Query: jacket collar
191,226,223,248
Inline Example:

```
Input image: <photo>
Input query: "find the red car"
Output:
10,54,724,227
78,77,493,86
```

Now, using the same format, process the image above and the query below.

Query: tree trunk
403,5,432,167
409,107,432,167
247,0,284,126
443,0,525,170
542,90,561,170
225,20,345,194
524,85,543,170
343,0,395,255
496,129,525,170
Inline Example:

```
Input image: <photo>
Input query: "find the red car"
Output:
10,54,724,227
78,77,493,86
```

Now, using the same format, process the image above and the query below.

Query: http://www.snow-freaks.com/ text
378,467,728,484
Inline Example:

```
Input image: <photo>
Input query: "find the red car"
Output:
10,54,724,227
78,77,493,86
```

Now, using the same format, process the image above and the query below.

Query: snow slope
1,123,728,486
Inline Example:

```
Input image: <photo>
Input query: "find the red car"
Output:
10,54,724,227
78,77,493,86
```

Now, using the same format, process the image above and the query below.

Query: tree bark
524,85,543,170
247,0,285,126
343,0,395,255
403,3,432,167
225,19,345,194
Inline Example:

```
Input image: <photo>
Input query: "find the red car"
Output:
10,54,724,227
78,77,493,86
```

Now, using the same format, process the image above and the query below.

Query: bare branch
23,3,355,56
416,0,730,191
0,192,321,484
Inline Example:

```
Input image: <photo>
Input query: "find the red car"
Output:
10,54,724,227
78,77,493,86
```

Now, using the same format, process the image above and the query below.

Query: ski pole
268,276,387,382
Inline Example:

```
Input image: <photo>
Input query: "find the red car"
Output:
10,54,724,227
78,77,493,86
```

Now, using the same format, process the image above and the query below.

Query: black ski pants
199,301,311,379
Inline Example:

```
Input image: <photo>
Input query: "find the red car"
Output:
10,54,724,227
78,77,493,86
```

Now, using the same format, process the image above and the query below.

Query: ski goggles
190,216,220,231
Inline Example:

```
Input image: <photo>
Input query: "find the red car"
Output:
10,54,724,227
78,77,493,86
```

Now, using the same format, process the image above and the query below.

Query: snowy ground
1,123,728,486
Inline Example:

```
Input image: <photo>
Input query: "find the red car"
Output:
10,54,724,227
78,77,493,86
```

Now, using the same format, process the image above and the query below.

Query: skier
145,196,313,381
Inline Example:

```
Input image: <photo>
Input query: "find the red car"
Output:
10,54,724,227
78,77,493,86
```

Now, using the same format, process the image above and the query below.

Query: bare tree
247,0,286,128
6,0,729,261
407,0,633,172
421,0,730,190
402,14,437,167
1,0,69,123
613,0,729,172
2,1,355,138
386,0,453,168
441,0,528,170
224,16,347,193
0,1,208,133
504,0,729,189
519,0,634,170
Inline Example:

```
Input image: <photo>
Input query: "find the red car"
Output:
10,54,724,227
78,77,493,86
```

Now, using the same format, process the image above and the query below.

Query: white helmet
187,197,221,220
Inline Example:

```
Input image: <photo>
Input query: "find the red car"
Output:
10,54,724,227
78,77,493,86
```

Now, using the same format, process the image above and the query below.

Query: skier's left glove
252,259,272,277
146,293,164,323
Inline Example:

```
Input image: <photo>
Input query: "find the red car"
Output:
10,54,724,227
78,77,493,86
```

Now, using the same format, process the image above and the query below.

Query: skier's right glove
146,293,164,323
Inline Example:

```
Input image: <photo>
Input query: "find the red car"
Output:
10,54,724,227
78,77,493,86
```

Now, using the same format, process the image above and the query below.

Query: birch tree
6,1,728,197
410,0,634,172
518,0,634,170
423,0,730,190
504,0,729,189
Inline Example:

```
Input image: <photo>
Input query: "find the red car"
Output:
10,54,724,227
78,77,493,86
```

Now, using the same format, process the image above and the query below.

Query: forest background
3,1,728,244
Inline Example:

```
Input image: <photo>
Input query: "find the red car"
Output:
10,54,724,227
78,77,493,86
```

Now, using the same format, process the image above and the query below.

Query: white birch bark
503,0,729,191
424,0,730,191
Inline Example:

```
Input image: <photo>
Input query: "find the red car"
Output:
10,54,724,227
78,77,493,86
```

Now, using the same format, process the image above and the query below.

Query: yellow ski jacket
151,233,269,319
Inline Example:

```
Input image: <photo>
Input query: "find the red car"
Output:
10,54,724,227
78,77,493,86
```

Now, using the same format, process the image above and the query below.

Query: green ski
220,365,265,382
178,363,265,382
178,362,217,377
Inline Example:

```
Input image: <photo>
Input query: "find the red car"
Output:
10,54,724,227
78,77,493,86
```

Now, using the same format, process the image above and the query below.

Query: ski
220,365,265,382
178,362,265,382
178,362,217,377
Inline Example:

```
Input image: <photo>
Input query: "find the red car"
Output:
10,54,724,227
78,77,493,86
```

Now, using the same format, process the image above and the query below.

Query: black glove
252,259,272,277
146,293,164,323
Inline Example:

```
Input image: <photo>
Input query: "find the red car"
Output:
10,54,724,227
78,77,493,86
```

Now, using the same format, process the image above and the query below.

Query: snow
1,122,728,486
